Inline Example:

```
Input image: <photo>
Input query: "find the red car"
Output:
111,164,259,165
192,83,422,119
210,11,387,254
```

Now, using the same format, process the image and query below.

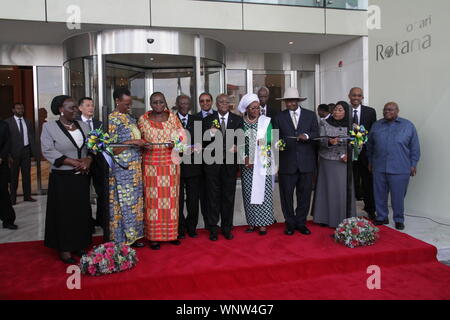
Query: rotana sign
376,34,431,61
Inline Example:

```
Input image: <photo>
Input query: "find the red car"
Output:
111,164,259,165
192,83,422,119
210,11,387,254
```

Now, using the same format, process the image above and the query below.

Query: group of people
0,85,421,265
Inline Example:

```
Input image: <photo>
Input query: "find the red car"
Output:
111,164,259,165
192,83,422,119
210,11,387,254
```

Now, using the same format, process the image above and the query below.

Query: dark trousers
373,172,410,223
0,164,15,225
279,170,313,230
178,175,201,235
199,174,210,230
10,146,32,202
353,159,376,215
205,165,237,235
91,155,109,241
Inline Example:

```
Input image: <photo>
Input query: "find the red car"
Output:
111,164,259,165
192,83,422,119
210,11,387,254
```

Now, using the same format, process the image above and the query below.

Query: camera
147,38,154,44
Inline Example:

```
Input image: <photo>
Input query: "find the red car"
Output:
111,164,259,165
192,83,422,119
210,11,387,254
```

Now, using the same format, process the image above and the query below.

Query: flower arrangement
211,119,221,129
349,124,368,160
334,217,380,248
86,128,115,154
172,133,187,153
274,139,286,151
260,144,272,169
79,242,138,276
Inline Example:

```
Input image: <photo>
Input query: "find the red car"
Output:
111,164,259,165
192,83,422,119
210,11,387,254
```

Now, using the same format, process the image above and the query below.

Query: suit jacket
355,105,377,165
177,113,203,178
41,120,90,171
0,121,11,164
202,112,244,175
5,117,36,158
274,108,319,174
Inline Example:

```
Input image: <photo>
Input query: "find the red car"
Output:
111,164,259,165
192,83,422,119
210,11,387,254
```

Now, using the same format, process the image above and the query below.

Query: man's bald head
349,87,364,108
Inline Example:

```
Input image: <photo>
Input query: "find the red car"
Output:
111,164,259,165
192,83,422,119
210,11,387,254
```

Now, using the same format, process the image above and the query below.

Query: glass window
153,70,194,113
325,0,368,10
298,71,315,111
226,70,247,114
253,71,291,115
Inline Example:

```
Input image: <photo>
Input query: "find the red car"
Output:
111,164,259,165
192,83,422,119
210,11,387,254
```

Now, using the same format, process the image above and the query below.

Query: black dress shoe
367,212,377,221
187,232,198,238
223,233,234,240
297,226,311,235
319,223,328,227
149,242,160,250
209,233,218,241
284,229,295,236
395,222,405,230
72,250,87,257
374,219,389,226
178,233,185,240
24,197,37,202
131,241,145,248
170,240,181,246
258,230,267,236
3,223,18,230
245,227,256,233
60,253,76,264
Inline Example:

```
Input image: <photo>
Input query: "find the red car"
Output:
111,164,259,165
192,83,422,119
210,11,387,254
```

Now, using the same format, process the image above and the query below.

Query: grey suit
5,116,36,202
41,120,90,171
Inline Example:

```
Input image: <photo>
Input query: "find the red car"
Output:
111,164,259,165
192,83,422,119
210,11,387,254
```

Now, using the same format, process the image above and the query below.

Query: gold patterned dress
138,111,183,242
108,111,144,245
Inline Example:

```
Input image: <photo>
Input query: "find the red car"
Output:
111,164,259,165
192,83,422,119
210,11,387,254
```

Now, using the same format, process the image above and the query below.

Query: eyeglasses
248,106,260,111
200,99,211,103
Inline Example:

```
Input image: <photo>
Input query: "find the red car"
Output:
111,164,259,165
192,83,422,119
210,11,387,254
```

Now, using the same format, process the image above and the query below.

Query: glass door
153,69,195,112
253,70,291,116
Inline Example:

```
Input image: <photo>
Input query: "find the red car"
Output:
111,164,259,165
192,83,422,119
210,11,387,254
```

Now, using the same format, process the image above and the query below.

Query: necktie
182,118,187,128
353,109,359,125
291,111,298,128
220,117,226,135
18,118,25,145
261,108,266,116
87,119,93,131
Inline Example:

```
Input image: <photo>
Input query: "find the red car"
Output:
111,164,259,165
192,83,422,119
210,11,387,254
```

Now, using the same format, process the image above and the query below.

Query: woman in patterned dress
238,94,275,236
138,92,184,250
108,88,145,247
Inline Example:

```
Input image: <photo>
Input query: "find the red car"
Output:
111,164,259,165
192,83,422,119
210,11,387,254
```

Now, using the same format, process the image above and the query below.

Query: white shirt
260,105,268,116
291,107,309,140
81,115,94,131
218,112,230,128
201,109,214,119
69,129,84,148
14,115,29,146
351,105,362,125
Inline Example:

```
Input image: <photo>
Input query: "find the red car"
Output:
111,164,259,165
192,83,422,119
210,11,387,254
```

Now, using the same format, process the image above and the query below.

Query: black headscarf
326,100,350,128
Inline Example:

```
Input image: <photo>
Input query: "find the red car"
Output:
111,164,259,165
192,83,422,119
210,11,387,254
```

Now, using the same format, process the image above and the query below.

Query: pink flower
351,240,359,247
351,228,360,235
88,265,97,275
121,246,130,255
104,242,115,248
106,248,115,257
93,254,103,263
357,221,366,227
120,262,131,271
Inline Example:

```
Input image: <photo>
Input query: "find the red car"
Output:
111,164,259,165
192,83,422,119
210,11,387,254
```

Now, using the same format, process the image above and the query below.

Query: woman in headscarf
238,93,275,235
312,101,356,228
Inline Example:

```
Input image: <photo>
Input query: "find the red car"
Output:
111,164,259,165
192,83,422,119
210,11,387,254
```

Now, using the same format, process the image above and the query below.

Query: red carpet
1,223,450,300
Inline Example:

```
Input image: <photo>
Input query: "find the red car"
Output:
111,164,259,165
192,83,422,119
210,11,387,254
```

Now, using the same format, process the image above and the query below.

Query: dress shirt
81,115,94,131
202,109,214,119
178,113,189,127
260,105,267,116
351,105,361,125
291,107,309,140
367,117,421,174
14,115,29,146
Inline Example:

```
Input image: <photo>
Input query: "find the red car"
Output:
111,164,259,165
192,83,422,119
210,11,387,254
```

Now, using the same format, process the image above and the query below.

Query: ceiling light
288,41,294,45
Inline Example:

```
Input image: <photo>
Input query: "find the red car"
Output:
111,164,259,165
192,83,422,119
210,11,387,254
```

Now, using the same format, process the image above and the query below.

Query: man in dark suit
274,88,319,236
196,93,218,231
5,102,37,205
176,95,203,239
78,97,109,239
257,86,277,119
0,120,17,229
203,94,244,241
348,87,377,221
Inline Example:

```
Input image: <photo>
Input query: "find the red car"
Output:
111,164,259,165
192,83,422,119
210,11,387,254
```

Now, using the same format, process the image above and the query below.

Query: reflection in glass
253,72,290,115
298,71,315,111
226,70,247,114
153,70,194,113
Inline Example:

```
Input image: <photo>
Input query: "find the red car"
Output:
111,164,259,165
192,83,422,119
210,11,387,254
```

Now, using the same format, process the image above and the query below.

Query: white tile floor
2,183,450,262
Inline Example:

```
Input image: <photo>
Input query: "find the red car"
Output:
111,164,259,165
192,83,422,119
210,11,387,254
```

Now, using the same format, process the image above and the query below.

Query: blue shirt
367,117,420,174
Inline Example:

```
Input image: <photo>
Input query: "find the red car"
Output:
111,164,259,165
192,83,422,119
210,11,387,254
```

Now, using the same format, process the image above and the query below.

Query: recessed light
150,58,155,61
288,41,294,45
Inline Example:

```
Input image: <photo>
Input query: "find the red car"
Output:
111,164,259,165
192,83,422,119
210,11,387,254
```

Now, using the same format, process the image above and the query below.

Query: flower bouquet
274,139,286,151
260,144,272,169
349,124,368,160
79,242,138,276
211,119,221,129
172,132,187,153
86,128,115,155
334,217,379,248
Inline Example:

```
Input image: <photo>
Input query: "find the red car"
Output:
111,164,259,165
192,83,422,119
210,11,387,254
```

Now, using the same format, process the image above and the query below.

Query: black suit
202,112,244,235
177,113,203,235
352,105,377,216
0,121,16,226
78,117,110,239
274,107,319,230
5,116,36,203
260,104,277,120
196,109,218,229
